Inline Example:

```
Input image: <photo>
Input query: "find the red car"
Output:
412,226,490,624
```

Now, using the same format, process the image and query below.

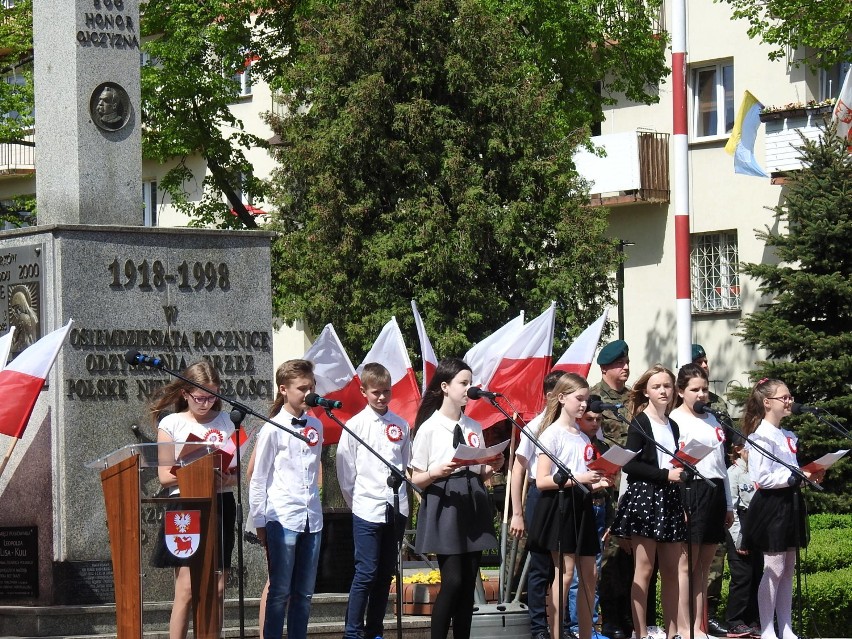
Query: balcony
574,130,670,206
0,134,34,178
760,105,832,182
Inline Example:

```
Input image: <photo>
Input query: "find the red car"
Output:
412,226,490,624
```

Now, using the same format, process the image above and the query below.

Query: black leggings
432,551,482,639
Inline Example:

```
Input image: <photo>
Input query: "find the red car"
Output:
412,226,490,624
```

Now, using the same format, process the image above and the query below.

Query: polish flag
464,313,525,387
466,304,556,429
552,309,608,378
0,320,73,439
358,316,421,427
410,300,438,393
0,326,14,371
304,324,367,445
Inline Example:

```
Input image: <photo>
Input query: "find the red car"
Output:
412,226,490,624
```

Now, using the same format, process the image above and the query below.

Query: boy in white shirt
336,363,411,639
249,359,323,639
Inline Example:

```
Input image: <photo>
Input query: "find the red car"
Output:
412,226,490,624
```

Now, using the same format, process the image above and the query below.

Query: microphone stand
702,407,823,637
127,352,310,639
316,405,423,639
603,410,711,639
480,395,588,639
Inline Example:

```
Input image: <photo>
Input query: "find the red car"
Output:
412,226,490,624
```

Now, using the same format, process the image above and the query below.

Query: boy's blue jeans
344,511,407,639
263,521,321,639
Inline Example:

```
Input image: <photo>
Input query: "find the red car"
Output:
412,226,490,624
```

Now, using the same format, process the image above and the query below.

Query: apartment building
1,1,844,394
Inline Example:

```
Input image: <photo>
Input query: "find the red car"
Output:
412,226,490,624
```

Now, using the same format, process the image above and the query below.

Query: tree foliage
737,125,852,512
140,0,292,229
718,0,852,69
483,0,669,127
266,0,624,359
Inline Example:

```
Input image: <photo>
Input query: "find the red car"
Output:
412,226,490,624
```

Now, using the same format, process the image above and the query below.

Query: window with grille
691,231,740,313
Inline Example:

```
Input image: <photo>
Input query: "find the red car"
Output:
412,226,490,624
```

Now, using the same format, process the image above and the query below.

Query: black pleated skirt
415,470,497,555
529,485,600,556
742,487,809,552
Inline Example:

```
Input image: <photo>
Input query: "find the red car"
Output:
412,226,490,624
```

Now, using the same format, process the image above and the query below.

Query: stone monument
0,0,272,611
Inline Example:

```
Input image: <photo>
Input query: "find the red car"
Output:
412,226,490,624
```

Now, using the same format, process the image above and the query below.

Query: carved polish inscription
65,255,273,402
77,0,139,50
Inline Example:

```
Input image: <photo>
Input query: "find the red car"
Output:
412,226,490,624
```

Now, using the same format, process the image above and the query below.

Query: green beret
692,344,706,361
597,340,629,365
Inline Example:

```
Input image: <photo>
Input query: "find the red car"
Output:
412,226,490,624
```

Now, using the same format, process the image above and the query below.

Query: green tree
737,125,852,513
0,0,35,228
140,0,298,229
484,0,669,128
718,0,852,69
266,0,625,358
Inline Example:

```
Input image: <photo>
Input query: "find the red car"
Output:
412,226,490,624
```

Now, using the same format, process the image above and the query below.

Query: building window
692,62,734,138
231,57,256,97
820,62,851,101
142,180,158,227
691,231,740,313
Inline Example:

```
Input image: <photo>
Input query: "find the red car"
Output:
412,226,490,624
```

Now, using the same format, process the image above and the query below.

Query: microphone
466,387,501,400
305,392,342,410
588,400,623,413
792,402,821,415
124,350,164,368
694,401,724,417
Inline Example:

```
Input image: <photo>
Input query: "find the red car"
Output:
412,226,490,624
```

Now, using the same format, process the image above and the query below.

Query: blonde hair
538,373,589,437
741,378,785,436
629,364,676,416
360,362,391,390
270,359,315,417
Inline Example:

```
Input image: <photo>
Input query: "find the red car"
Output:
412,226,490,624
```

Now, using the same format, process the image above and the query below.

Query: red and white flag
0,320,72,439
219,428,250,471
304,324,367,445
832,65,852,152
464,313,524,388
358,316,421,427
552,309,609,378
410,300,438,393
466,303,556,428
0,327,14,371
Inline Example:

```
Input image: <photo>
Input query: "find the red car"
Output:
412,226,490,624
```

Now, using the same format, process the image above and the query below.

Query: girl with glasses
150,360,238,639
740,378,823,639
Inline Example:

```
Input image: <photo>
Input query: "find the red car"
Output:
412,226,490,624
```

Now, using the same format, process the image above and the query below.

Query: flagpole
0,436,19,480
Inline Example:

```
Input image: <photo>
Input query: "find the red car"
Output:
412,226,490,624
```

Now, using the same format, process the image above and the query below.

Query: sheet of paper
801,449,849,473
451,438,510,466
587,444,639,476
671,439,716,468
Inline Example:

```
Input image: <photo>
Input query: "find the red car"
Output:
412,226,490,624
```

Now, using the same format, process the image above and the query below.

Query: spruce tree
738,125,852,513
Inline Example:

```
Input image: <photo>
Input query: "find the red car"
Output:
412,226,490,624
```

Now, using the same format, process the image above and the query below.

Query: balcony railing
760,105,831,181
0,134,34,178
575,130,670,206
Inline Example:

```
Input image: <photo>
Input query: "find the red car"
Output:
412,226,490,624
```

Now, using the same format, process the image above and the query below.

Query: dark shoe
727,624,752,637
602,627,626,639
708,619,730,636
748,623,761,638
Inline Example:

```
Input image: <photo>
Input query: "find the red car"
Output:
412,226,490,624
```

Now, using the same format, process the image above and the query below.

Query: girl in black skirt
151,361,238,639
529,373,611,639
409,358,504,639
610,364,689,639
740,379,824,639
670,364,734,639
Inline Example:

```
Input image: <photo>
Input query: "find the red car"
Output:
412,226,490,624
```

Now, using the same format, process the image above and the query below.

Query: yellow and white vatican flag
725,90,768,177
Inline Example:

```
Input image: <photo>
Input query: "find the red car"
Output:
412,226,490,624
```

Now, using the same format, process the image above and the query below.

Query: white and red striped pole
672,0,692,367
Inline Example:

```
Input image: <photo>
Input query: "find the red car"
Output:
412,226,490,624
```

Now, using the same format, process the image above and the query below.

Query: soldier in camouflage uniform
590,340,634,639
692,344,731,637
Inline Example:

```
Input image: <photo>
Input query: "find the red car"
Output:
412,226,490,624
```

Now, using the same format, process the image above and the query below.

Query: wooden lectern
98,448,221,639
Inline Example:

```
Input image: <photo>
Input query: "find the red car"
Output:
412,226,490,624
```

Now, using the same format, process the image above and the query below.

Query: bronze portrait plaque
90,82,131,132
